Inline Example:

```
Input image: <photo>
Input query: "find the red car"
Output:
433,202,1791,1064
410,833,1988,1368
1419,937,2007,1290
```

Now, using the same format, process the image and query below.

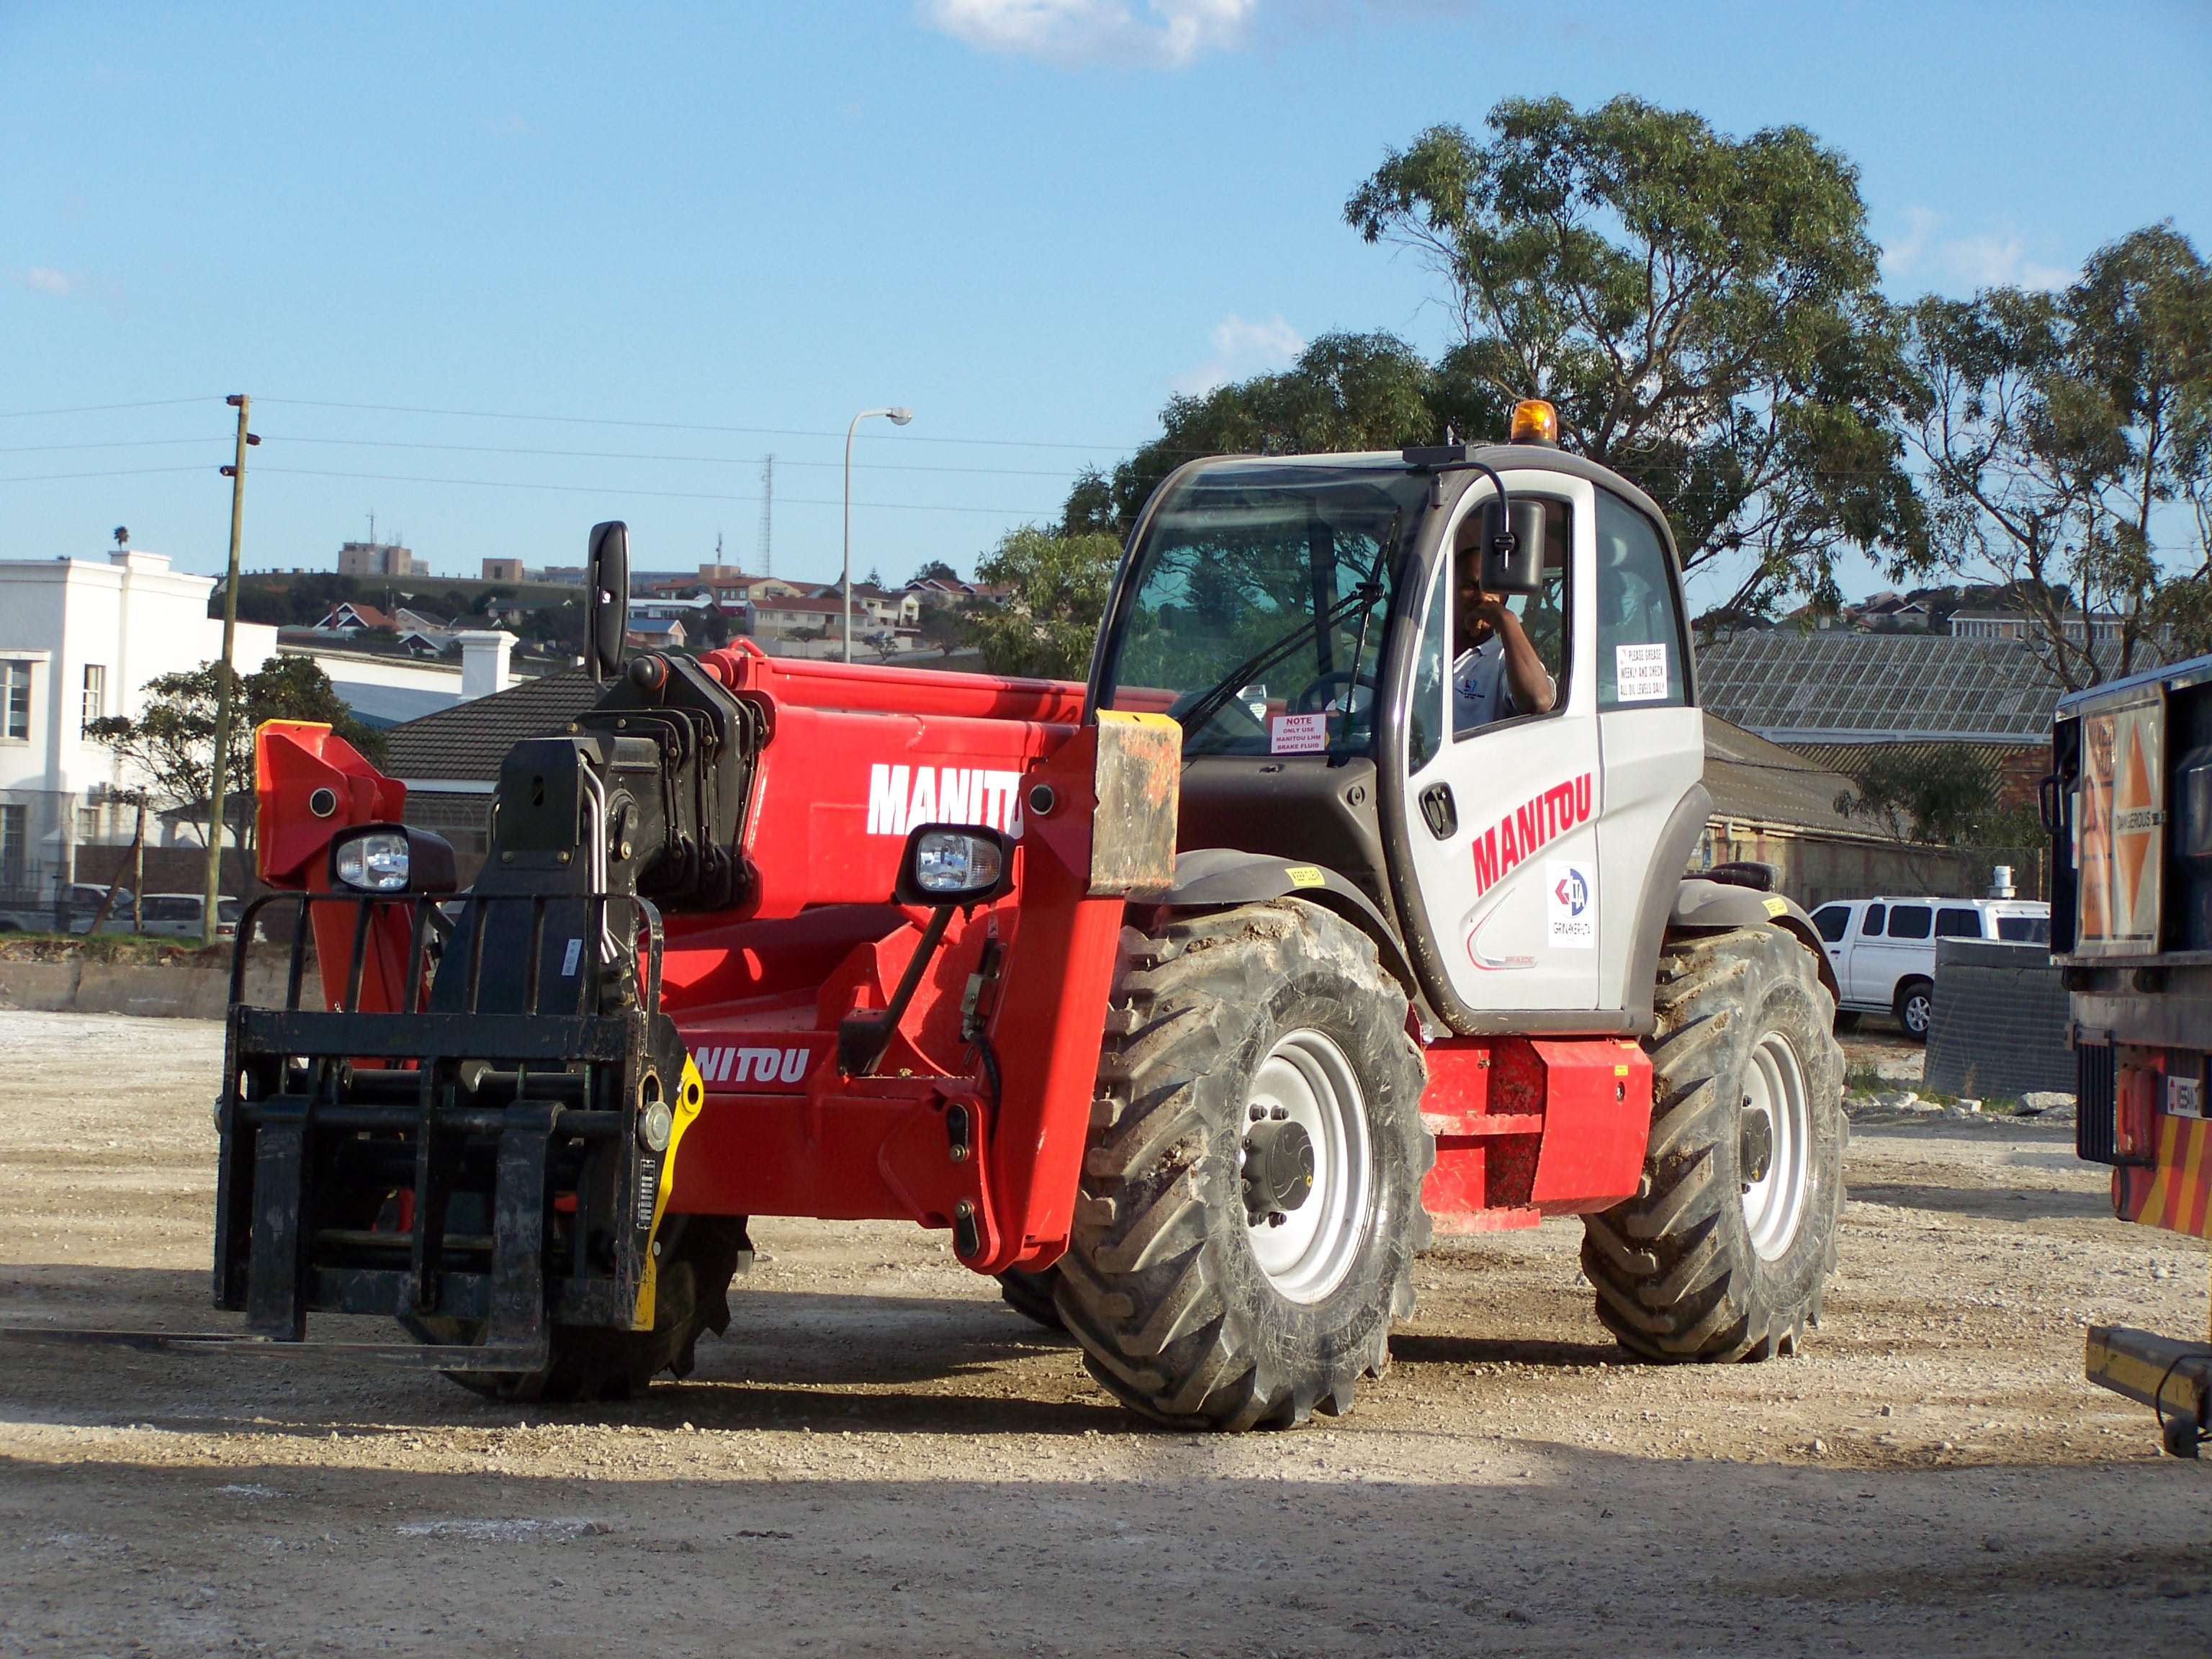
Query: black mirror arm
1419,459,1516,559
837,903,955,1076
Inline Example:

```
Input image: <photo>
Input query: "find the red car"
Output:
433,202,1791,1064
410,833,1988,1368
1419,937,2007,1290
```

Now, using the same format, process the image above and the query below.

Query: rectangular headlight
333,828,411,891
895,824,1011,906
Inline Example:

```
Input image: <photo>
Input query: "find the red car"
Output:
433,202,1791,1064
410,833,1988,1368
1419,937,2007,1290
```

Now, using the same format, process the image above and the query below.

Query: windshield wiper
1172,580,1384,737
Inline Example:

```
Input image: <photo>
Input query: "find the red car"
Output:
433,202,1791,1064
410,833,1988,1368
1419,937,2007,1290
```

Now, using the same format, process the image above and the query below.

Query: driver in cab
1453,540,1555,731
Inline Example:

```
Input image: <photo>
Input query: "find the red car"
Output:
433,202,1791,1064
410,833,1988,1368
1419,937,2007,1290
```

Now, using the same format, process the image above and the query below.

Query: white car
1807,895,2051,1040
135,892,246,942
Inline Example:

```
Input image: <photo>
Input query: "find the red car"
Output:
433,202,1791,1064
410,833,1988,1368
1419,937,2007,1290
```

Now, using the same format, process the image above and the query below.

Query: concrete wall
1924,937,2074,1100
1700,820,2049,909
0,946,292,1020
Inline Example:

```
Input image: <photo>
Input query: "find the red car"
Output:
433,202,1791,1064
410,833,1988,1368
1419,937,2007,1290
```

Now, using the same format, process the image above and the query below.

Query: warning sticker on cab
1615,643,1669,702
1269,712,1328,754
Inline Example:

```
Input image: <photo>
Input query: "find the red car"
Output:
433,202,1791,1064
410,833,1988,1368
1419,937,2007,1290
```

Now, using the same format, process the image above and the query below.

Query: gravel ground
1,1010,2207,1658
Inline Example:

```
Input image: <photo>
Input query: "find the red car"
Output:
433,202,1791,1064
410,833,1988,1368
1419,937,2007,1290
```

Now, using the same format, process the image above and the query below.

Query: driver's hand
1468,590,1514,631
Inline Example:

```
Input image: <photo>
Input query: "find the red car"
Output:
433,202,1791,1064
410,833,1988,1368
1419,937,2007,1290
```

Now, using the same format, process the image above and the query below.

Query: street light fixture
844,405,912,662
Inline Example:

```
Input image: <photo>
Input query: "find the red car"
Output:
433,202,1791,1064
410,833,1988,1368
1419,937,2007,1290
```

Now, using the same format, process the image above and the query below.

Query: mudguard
1671,877,1840,1002
1158,847,1418,997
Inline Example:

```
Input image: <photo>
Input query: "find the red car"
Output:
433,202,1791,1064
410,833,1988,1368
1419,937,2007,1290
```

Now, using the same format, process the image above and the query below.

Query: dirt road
1,1010,2206,1658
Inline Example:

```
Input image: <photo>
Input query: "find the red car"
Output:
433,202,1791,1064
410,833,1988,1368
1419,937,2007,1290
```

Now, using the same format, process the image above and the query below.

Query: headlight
894,824,1012,906
326,824,459,894
334,829,411,891
914,832,1003,894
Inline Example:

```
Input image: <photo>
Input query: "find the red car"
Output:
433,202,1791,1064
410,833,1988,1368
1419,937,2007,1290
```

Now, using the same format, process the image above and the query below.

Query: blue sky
4,1,2208,609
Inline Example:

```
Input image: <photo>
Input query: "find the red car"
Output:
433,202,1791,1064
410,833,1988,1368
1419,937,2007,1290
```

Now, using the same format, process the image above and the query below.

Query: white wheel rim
1740,1031,1811,1262
1242,1030,1372,1304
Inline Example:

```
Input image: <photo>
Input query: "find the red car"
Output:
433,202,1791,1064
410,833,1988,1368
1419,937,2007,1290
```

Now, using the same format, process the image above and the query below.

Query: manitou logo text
1469,773,1594,896
695,1045,814,1088
866,764,1026,838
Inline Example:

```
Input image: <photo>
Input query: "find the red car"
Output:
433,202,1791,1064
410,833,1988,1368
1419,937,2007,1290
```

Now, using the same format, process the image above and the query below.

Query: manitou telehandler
202,399,1846,1429
2056,652,2212,1456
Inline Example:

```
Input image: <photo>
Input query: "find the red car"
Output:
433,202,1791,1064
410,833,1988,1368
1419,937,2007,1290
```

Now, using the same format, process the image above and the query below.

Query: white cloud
14,266,75,297
920,0,1258,68
1172,312,1305,394
1883,205,2074,293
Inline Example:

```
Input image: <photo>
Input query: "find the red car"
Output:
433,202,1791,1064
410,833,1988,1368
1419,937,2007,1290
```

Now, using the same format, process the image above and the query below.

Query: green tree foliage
1064,332,1485,536
687,604,730,650
1834,746,2041,850
963,526,1122,679
88,657,384,849
229,571,367,627
1343,95,1923,616
1904,223,2212,688
909,559,959,585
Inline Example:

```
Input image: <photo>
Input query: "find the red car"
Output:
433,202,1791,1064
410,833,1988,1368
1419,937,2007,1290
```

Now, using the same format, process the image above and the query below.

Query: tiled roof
381,667,601,785
1702,716,1876,837
1694,632,2103,742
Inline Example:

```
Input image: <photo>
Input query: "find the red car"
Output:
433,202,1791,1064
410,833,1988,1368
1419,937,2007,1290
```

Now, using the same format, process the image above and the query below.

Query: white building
0,547,278,902
287,632,518,729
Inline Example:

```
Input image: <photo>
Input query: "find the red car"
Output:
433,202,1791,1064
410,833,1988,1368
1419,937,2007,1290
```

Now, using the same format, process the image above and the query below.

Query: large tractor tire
1055,901,1432,1431
997,1266,1067,1332
1583,925,1845,1362
407,1215,753,1403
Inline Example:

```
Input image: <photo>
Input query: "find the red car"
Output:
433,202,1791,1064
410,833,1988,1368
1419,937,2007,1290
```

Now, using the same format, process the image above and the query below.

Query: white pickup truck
1807,895,2051,1039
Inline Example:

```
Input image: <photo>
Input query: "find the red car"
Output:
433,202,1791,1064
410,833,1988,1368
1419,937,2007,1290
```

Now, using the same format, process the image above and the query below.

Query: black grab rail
229,889,667,1020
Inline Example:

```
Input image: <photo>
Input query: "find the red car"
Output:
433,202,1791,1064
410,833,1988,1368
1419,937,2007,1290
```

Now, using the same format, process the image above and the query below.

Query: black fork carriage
209,887,690,1372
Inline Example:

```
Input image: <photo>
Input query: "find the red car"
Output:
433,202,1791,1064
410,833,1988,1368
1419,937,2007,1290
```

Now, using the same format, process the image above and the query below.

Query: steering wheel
1289,669,1377,717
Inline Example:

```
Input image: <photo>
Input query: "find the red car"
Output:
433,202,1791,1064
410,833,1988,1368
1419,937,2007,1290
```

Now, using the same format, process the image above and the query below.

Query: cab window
1888,905,1933,940
1861,904,1886,936
1595,491,1688,709
1811,904,1850,943
1935,907,1982,938
1407,559,1449,775
1452,497,1570,739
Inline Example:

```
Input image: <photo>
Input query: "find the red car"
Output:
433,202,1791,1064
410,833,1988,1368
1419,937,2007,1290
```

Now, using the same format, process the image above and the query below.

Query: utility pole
204,394,253,947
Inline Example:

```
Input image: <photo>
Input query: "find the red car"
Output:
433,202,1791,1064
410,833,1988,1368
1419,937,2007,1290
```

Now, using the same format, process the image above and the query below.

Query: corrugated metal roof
1696,633,2096,742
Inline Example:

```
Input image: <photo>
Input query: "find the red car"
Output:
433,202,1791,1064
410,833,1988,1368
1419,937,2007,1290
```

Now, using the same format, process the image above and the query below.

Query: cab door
1395,470,1601,1013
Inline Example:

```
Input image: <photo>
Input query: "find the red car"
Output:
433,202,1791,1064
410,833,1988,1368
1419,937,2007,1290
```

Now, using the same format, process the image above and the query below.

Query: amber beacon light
1510,398,1560,446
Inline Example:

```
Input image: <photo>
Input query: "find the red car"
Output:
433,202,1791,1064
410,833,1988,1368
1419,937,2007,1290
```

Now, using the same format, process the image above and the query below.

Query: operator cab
1089,404,1704,1037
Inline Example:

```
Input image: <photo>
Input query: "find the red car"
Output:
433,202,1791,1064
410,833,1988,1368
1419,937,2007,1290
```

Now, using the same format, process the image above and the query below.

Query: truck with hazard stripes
2054,652,2212,1456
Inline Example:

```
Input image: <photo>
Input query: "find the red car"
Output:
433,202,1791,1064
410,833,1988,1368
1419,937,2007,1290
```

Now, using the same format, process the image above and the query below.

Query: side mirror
894,824,1012,907
1480,498,1547,594
328,824,459,894
586,520,630,681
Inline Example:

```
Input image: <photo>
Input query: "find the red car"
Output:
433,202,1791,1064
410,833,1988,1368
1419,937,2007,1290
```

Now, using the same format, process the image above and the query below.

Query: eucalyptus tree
1341,94,1925,617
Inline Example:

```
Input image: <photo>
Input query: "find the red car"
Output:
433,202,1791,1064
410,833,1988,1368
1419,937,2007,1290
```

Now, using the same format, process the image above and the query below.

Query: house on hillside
751,594,846,642
1949,607,2128,645
624,616,687,649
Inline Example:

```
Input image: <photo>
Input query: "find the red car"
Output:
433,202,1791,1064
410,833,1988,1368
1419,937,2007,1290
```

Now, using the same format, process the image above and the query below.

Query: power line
257,396,1144,453
0,437,218,455
268,433,1087,478
250,464,1057,516
0,396,215,421
0,464,217,484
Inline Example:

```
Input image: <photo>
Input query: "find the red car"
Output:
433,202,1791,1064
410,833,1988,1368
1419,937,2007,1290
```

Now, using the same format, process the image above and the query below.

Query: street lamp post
843,405,912,662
